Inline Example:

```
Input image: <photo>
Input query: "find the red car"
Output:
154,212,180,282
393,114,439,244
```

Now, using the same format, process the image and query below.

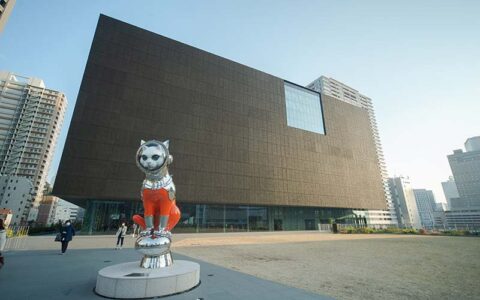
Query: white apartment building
0,0,16,34
0,175,34,225
307,76,397,227
0,71,67,222
53,199,82,224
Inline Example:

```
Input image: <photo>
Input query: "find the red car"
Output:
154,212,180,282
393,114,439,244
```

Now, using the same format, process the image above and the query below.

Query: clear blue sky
1,0,479,202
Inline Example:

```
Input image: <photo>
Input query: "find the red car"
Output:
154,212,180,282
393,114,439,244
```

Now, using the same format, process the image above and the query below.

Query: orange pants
142,188,174,217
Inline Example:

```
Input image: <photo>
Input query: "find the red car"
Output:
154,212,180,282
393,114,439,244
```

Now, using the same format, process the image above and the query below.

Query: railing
318,223,369,232
318,224,332,232
4,226,30,251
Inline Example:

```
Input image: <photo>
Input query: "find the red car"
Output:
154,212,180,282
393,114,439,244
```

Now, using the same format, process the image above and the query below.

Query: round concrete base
95,260,200,299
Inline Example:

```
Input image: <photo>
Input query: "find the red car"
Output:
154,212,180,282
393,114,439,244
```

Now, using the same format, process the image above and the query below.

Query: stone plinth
95,260,200,299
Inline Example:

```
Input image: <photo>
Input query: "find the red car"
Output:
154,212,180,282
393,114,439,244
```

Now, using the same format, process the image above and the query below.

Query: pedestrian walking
0,219,6,268
132,223,138,238
59,220,75,254
115,222,127,249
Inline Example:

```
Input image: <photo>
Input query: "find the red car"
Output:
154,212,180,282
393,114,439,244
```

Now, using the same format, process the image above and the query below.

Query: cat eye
152,155,160,161
141,155,148,161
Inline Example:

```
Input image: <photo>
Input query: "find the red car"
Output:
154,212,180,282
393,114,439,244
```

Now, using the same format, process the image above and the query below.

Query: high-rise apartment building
0,0,16,34
308,76,397,227
388,176,421,229
441,176,459,210
413,189,436,229
0,72,67,222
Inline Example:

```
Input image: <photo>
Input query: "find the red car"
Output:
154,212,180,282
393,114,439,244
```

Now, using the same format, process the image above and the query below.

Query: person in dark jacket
60,220,75,254
0,219,6,268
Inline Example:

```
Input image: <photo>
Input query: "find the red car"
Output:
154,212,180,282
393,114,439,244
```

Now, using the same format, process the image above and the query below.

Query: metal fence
319,222,480,233
4,226,29,251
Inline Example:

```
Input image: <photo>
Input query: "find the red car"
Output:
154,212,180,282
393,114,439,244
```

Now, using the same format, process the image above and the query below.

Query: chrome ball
135,234,171,256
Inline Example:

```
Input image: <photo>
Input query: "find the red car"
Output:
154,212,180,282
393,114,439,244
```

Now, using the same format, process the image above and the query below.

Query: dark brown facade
53,15,386,211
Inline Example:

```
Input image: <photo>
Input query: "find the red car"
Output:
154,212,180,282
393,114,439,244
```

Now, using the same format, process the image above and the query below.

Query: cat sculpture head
136,140,172,176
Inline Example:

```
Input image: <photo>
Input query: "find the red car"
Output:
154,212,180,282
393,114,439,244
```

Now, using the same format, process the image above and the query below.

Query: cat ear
140,140,146,145
163,140,170,149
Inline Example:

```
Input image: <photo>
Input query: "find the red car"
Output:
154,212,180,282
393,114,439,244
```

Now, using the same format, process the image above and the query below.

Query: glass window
284,81,325,134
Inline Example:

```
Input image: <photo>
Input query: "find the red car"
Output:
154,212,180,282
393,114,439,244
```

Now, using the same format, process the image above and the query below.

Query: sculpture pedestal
95,260,200,299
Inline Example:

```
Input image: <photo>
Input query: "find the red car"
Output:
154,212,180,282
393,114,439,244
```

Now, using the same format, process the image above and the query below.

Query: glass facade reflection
284,81,325,134
82,200,144,234
81,200,365,234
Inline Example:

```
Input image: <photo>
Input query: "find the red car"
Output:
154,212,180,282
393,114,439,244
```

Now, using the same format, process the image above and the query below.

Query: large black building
53,15,386,233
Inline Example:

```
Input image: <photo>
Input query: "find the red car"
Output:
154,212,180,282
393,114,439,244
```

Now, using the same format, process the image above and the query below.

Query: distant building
446,137,480,229
0,72,67,220
53,199,83,224
0,208,12,226
432,202,447,229
445,210,480,230
465,136,480,152
308,76,397,227
441,176,459,210
413,189,436,229
36,195,58,226
448,138,480,209
389,176,421,229
0,175,34,225
36,182,56,226
0,0,16,34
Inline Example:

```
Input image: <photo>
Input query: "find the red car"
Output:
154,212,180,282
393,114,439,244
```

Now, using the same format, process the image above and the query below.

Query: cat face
136,140,170,173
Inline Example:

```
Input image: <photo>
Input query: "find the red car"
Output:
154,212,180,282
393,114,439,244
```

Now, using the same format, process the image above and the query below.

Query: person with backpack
59,220,75,254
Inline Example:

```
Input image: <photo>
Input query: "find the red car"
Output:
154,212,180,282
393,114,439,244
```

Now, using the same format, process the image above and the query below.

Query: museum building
53,15,386,234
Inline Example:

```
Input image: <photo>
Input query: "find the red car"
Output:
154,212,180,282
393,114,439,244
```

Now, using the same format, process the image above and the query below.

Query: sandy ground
173,233,480,300
7,232,480,300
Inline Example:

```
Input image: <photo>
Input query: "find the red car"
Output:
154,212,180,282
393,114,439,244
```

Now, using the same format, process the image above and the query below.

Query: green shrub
357,227,374,234
443,230,468,236
381,227,402,234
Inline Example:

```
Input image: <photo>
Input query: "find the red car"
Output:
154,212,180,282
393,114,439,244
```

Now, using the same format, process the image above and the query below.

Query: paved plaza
0,247,330,300
1,231,479,299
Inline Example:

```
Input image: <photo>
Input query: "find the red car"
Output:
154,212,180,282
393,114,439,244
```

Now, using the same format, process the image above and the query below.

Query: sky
1,0,479,203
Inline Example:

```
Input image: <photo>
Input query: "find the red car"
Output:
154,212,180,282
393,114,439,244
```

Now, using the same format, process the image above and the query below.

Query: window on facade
284,81,325,134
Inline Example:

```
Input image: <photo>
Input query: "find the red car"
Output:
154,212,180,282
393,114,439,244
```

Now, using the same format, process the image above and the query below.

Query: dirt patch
174,235,480,300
